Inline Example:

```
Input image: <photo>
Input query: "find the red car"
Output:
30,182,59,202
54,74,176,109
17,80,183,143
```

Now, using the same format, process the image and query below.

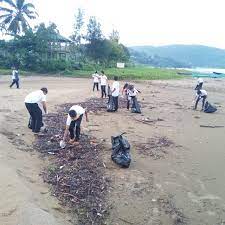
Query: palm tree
0,0,38,36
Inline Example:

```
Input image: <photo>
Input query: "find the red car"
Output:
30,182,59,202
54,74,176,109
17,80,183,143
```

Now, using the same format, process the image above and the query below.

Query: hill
129,44,225,68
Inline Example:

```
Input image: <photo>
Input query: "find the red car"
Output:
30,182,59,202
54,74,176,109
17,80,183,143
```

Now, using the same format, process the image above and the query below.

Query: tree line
0,0,130,72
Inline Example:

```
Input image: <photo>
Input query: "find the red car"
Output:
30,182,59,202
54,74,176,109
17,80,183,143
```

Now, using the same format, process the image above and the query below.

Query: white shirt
127,88,139,97
92,73,99,83
197,78,203,84
112,81,120,97
12,70,18,80
196,89,207,97
25,90,46,103
66,105,85,126
100,75,107,86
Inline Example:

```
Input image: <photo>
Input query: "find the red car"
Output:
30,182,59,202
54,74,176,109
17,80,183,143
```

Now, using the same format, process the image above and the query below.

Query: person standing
194,89,207,110
92,71,100,91
111,76,120,111
10,67,20,89
62,105,89,144
100,71,108,98
24,87,48,135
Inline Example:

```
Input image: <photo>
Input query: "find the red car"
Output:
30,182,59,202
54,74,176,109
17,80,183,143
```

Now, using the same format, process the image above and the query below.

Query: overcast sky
5,0,225,49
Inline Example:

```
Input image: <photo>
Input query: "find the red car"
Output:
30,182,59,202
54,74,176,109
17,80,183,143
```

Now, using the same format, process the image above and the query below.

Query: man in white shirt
100,71,108,98
194,89,207,110
24,87,48,134
62,105,89,144
111,76,120,111
92,71,100,91
10,66,20,89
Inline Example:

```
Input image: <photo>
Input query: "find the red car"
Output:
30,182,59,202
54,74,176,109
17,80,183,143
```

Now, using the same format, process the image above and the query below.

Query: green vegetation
0,66,184,80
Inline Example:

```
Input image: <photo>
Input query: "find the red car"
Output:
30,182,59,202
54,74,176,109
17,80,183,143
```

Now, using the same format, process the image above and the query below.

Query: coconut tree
0,0,38,36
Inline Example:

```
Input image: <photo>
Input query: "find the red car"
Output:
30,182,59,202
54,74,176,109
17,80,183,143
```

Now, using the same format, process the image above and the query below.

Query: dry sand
0,75,225,225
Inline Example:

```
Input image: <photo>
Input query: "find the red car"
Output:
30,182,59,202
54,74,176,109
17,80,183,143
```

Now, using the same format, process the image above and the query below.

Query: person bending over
194,89,207,110
62,105,89,144
127,85,141,110
25,87,48,135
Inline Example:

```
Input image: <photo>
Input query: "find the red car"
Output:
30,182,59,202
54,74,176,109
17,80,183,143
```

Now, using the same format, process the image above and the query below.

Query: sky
3,0,225,49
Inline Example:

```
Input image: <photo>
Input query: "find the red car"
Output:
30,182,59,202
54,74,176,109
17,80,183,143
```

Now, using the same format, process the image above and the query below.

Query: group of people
24,87,88,146
91,71,141,112
193,78,208,110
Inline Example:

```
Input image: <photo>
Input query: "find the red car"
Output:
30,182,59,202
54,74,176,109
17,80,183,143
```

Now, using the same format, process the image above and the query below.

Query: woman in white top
24,87,48,134
62,105,89,144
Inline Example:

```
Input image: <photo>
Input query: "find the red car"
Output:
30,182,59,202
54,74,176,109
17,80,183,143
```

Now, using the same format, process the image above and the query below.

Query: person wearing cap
195,78,204,91
194,89,207,110
24,88,48,134
62,105,89,144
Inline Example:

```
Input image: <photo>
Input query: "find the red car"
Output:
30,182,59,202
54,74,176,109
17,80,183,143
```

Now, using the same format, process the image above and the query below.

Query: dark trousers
127,96,135,110
69,115,83,141
93,82,99,91
113,96,119,111
10,79,19,88
25,103,42,133
195,96,207,110
101,85,106,98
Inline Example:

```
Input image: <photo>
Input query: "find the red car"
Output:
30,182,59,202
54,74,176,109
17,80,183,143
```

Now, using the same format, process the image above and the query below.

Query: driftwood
200,125,224,128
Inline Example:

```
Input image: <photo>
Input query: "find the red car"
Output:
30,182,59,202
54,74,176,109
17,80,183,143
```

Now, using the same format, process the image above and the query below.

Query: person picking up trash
127,84,141,110
194,89,207,110
62,105,89,145
195,78,204,91
24,87,48,135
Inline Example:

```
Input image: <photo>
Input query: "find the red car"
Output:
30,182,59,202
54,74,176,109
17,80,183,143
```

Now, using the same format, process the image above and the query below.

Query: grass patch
0,66,185,80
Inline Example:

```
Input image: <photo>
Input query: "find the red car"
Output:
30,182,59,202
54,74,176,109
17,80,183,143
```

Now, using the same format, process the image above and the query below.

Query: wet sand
0,75,225,225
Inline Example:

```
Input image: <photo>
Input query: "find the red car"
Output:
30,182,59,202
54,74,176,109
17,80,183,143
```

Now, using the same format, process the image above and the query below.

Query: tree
0,0,38,36
71,8,84,45
86,16,102,42
109,29,119,43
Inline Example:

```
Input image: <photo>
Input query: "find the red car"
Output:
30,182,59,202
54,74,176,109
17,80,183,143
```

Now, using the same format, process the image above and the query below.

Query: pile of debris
34,99,110,225
134,136,174,159
60,97,128,114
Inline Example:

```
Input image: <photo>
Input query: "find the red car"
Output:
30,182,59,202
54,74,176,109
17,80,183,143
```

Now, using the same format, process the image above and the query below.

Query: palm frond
0,13,11,20
22,3,36,9
8,17,19,34
0,6,14,13
1,14,12,24
2,0,17,9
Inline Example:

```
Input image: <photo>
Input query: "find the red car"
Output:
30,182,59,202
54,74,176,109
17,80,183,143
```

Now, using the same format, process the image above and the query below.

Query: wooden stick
200,125,224,128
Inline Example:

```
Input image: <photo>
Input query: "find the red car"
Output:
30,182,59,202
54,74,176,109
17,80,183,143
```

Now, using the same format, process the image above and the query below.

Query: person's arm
63,125,69,142
42,101,47,114
85,111,89,122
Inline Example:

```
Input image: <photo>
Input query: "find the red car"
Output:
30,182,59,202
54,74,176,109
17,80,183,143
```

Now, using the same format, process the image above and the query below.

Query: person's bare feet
69,139,75,144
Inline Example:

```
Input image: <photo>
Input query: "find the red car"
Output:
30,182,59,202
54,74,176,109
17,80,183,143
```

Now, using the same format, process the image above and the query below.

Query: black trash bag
111,133,131,168
107,95,115,112
204,101,217,113
131,97,141,113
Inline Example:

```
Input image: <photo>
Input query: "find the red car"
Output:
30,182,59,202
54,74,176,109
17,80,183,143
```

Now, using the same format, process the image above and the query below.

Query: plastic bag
111,133,131,168
107,95,115,112
131,97,141,113
204,101,217,113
